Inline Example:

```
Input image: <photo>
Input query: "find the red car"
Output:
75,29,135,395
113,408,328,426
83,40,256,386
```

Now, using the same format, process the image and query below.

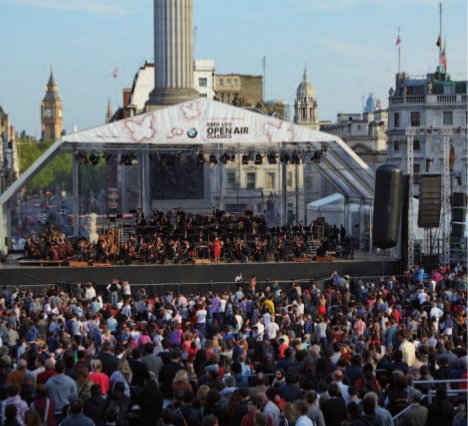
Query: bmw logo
187,128,198,139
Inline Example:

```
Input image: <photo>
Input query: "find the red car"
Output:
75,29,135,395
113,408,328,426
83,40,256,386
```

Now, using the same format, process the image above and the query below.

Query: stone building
0,107,19,191
41,69,63,141
320,94,388,171
387,67,467,197
214,74,263,107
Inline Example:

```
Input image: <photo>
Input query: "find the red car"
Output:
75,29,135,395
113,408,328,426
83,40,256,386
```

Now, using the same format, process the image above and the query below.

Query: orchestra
21,209,352,264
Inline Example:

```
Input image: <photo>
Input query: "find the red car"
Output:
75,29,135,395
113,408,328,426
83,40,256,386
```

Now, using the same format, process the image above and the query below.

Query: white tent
0,98,375,253
307,193,345,226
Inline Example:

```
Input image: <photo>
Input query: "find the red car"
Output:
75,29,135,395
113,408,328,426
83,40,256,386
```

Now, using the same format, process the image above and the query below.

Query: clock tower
41,68,63,141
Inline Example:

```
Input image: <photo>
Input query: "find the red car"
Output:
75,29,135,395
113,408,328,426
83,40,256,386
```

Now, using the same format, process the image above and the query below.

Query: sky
0,0,466,138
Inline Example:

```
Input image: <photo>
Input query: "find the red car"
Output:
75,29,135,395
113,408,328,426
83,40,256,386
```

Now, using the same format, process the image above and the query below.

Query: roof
307,193,345,211
0,98,375,209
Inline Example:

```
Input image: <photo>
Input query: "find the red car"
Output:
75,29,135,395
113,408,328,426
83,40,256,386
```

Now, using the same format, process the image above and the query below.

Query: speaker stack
418,175,441,228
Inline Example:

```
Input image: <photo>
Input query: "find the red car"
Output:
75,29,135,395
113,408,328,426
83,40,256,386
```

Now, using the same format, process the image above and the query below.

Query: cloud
2,0,127,15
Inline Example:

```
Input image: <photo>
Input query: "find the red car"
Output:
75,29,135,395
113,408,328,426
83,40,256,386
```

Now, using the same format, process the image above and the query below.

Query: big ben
41,68,63,141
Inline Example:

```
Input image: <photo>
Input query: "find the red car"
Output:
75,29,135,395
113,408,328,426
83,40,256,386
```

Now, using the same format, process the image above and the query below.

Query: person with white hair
397,388,428,426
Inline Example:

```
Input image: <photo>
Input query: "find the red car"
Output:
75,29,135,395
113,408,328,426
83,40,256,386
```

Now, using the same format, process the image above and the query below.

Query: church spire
106,98,113,123
48,67,56,88
303,68,309,82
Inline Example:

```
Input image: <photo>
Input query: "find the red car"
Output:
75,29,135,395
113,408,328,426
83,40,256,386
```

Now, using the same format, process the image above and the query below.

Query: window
414,163,421,184
394,140,400,151
287,172,293,188
226,78,231,85
199,93,207,98
219,78,224,86
198,77,207,87
394,112,400,128
443,111,453,125
226,172,237,189
413,139,420,151
410,111,420,126
234,78,239,86
266,172,275,189
246,173,256,189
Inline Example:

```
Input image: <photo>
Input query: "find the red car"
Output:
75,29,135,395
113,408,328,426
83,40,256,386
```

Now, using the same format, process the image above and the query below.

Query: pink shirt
354,319,366,336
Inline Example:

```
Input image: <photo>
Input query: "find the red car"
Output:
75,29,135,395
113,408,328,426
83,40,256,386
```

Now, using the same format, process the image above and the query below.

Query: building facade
387,68,467,197
214,74,263,107
0,107,19,191
41,70,63,141
194,60,216,99
320,96,388,171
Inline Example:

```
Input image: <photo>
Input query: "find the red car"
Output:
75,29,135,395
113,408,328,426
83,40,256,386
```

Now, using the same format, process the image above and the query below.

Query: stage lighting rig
254,153,263,165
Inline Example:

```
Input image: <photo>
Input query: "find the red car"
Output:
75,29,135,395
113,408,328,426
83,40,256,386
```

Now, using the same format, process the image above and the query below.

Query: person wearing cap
397,388,428,426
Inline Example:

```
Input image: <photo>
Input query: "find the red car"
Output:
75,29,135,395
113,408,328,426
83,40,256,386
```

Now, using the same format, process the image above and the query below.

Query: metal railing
392,380,468,422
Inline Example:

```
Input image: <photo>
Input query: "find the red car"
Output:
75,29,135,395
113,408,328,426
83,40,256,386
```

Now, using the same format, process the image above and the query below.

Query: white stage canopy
0,98,375,253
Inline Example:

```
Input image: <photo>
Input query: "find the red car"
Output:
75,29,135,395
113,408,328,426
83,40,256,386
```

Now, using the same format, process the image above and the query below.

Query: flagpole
398,27,401,73
439,2,442,67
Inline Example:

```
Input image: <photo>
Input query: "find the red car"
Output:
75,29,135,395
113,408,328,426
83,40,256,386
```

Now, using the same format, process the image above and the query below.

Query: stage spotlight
209,154,218,165
291,151,301,165
312,151,322,162
267,152,277,164
280,152,290,163
176,152,188,164
254,153,263,165
130,153,138,165
242,154,250,165
89,153,100,166
220,152,230,165
322,143,329,153
76,151,88,166
105,153,113,163
230,154,236,162
197,153,205,164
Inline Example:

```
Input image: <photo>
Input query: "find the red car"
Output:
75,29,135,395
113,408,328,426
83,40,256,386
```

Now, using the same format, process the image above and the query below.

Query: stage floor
0,252,400,286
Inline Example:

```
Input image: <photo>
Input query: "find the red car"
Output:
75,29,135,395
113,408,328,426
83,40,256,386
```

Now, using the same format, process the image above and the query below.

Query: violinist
25,232,42,259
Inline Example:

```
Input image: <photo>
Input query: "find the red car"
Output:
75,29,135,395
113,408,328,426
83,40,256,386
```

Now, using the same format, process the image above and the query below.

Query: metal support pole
441,129,452,266
72,155,80,236
406,127,415,268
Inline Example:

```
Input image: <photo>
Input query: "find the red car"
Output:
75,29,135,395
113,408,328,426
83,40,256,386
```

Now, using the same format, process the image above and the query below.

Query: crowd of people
0,262,465,426
23,210,355,265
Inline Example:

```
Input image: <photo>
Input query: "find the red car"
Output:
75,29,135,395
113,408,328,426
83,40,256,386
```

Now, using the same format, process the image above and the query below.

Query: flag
112,67,119,79
449,145,456,170
396,34,401,46
441,42,447,70
436,35,441,47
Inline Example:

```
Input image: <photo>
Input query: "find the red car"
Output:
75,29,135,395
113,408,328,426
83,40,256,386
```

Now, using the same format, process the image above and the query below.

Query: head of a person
362,395,376,415
202,415,219,426
327,382,341,398
8,384,20,397
407,388,423,404
90,384,102,397
70,398,85,415
91,359,102,373
296,400,308,416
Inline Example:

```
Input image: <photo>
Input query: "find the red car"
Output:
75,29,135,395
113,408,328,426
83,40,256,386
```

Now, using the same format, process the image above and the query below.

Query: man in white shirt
196,304,207,333
267,321,279,340
399,331,416,367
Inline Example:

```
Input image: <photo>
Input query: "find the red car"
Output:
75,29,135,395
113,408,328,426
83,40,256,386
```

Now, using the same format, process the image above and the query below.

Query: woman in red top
89,359,110,395
212,237,223,263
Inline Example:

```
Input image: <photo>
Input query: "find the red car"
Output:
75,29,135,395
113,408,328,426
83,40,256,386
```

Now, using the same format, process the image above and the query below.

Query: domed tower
41,68,63,140
294,69,318,130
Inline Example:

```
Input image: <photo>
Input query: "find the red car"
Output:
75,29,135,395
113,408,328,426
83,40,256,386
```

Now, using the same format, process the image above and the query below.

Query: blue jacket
46,374,78,414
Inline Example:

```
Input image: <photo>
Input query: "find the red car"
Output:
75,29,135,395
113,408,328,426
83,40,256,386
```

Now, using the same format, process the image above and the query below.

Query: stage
0,252,400,289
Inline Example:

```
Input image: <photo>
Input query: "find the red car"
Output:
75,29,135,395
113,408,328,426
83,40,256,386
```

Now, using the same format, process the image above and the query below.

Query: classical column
146,0,199,109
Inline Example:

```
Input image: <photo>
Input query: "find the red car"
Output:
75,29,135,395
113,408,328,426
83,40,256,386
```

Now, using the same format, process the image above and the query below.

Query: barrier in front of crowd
13,274,406,295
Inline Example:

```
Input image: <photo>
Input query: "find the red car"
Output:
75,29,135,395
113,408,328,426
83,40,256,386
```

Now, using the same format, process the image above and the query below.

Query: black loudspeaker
452,192,467,239
418,175,441,228
372,164,403,249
